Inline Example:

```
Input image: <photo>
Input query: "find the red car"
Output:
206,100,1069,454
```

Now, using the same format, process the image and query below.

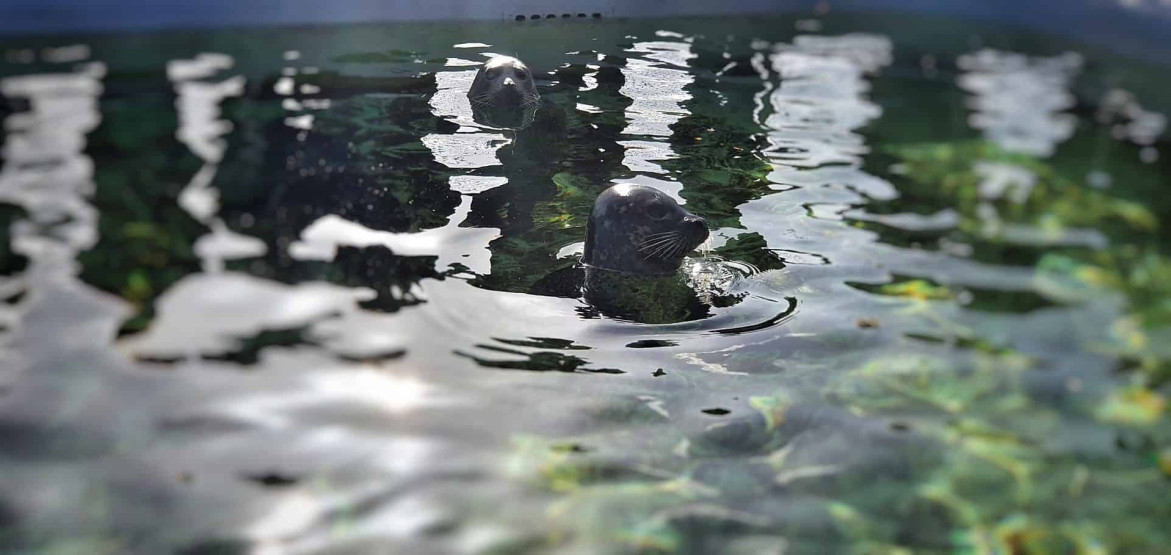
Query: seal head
583,183,709,276
468,55,540,109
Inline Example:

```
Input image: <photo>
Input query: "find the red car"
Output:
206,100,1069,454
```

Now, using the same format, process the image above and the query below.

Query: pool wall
2,0,1169,33
1,1,1168,65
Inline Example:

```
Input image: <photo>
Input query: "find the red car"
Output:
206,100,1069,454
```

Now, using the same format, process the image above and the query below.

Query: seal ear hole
646,203,670,220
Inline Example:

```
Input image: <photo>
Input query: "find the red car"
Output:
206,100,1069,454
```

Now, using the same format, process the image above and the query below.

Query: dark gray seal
583,183,709,276
468,55,540,109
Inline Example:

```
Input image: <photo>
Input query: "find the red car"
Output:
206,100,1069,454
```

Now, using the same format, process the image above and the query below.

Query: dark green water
1,11,1169,554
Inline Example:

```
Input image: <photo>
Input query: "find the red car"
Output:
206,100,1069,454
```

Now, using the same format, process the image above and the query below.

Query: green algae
502,133,1171,552
886,141,1157,236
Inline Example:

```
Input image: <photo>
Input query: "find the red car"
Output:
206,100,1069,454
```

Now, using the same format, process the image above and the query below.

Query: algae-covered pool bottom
0,9,1169,554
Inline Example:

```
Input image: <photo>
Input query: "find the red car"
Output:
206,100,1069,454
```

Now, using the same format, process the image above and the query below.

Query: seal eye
517,70,529,81
485,67,501,80
646,203,670,220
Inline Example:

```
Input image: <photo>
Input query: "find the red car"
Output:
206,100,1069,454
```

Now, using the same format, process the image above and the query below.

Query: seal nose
684,215,709,240
503,77,515,87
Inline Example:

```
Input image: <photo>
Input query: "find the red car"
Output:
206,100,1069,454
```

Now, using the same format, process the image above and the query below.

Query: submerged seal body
583,183,709,276
468,55,540,109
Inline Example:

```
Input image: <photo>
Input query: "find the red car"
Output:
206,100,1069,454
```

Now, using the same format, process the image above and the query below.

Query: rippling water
1,12,1170,554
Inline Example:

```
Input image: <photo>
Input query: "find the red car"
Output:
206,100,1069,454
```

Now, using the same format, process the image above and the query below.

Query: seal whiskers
649,237,686,260
636,232,683,260
636,233,680,251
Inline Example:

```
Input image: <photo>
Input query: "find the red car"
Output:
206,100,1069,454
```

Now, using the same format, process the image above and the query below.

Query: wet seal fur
468,55,540,129
581,268,712,324
583,183,709,276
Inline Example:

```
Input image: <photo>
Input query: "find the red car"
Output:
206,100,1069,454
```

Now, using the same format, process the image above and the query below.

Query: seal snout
683,214,709,241
497,85,523,105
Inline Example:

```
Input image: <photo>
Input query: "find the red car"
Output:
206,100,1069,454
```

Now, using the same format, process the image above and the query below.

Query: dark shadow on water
455,345,624,374
471,101,539,130
175,539,250,555
0,204,28,278
243,472,301,488
626,339,678,348
200,326,314,366
494,337,591,350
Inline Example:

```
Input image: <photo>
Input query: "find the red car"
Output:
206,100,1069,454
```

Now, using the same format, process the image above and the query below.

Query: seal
583,183,709,276
468,55,540,109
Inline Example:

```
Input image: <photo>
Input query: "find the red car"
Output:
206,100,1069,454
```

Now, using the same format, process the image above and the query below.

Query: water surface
1,11,1170,554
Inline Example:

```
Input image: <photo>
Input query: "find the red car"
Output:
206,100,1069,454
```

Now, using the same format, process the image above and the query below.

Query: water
1,11,1170,554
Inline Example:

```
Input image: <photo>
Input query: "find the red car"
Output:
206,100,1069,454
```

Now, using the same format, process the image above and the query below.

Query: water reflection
1099,87,1165,164
763,34,890,170
0,58,121,377
619,32,694,174
168,53,267,272
0,15,1169,555
957,49,1081,158
290,195,499,275
122,272,376,360
742,33,894,266
423,55,511,172
0,62,104,257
